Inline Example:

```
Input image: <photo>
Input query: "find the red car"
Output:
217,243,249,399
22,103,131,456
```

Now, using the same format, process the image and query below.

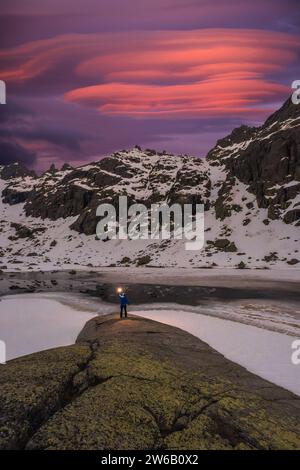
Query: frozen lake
133,309,300,397
0,293,299,396
0,294,96,361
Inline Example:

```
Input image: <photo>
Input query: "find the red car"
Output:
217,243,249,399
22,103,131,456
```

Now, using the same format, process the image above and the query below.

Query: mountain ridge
0,96,299,270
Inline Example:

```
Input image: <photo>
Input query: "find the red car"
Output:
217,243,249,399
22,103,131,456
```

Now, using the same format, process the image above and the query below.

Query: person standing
119,292,128,319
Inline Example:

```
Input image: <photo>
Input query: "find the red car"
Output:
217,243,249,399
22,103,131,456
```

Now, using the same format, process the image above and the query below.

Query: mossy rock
0,345,91,449
1,315,300,450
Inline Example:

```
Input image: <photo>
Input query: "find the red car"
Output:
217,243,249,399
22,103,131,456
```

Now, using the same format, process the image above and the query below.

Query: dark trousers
120,305,127,318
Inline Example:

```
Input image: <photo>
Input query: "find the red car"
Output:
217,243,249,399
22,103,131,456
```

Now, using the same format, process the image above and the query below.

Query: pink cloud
65,79,288,117
67,29,297,117
0,28,298,118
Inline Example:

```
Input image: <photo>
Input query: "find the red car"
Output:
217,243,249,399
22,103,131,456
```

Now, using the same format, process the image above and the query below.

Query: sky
0,0,299,171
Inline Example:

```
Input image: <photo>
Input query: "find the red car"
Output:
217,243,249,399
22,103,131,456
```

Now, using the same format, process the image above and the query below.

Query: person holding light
118,288,128,319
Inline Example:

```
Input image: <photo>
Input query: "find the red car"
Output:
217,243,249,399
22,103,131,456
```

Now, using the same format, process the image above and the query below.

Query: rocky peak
46,163,57,175
2,148,209,235
61,163,73,171
264,95,300,129
207,125,258,161
206,93,300,224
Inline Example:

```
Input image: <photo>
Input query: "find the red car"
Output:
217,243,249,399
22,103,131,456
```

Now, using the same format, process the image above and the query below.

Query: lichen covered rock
0,315,300,450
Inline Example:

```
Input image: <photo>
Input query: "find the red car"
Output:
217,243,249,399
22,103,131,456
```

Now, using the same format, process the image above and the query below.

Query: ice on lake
134,309,300,397
0,294,96,361
0,293,299,397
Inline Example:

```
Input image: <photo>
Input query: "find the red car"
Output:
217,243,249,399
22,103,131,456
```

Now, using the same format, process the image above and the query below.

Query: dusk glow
1,3,300,453
0,0,299,170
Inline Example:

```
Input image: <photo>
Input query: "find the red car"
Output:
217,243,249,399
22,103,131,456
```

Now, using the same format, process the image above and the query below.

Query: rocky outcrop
208,238,238,252
2,186,33,205
1,314,299,450
15,149,211,235
0,162,36,180
9,222,46,240
208,97,300,224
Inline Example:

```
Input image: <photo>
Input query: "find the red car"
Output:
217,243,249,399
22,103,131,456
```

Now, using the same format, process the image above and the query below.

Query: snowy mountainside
208,97,300,225
0,98,299,271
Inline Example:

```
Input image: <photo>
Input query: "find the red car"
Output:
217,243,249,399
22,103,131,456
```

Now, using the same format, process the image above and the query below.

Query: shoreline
0,292,300,396
1,267,300,298
1,265,300,283
1,268,300,338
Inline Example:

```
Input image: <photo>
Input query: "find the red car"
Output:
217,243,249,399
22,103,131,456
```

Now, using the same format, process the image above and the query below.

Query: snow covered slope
0,98,299,271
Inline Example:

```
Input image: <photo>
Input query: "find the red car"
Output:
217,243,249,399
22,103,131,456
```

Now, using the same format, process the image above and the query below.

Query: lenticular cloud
0,29,298,119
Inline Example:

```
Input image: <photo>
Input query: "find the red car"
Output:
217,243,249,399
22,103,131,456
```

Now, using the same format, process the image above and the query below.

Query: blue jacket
119,294,128,306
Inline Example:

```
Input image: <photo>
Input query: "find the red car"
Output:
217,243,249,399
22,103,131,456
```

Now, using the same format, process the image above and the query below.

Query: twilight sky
0,0,299,171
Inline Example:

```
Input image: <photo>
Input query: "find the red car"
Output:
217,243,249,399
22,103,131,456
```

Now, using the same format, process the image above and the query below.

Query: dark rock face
61,163,73,171
9,223,46,240
213,238,237,252
0,163,36,180
167,159,211,207
27,184,96,220
0,315,299,450
214,175,240,220
69,203,98,235
9,150,211,236
207,125,258,160
2,186,33,205
208,97,300,224
10,222,34,239
284,208,300,224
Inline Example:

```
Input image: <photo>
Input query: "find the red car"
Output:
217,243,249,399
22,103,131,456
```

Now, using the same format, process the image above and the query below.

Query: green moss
1,321,300,450
0,344,91,449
